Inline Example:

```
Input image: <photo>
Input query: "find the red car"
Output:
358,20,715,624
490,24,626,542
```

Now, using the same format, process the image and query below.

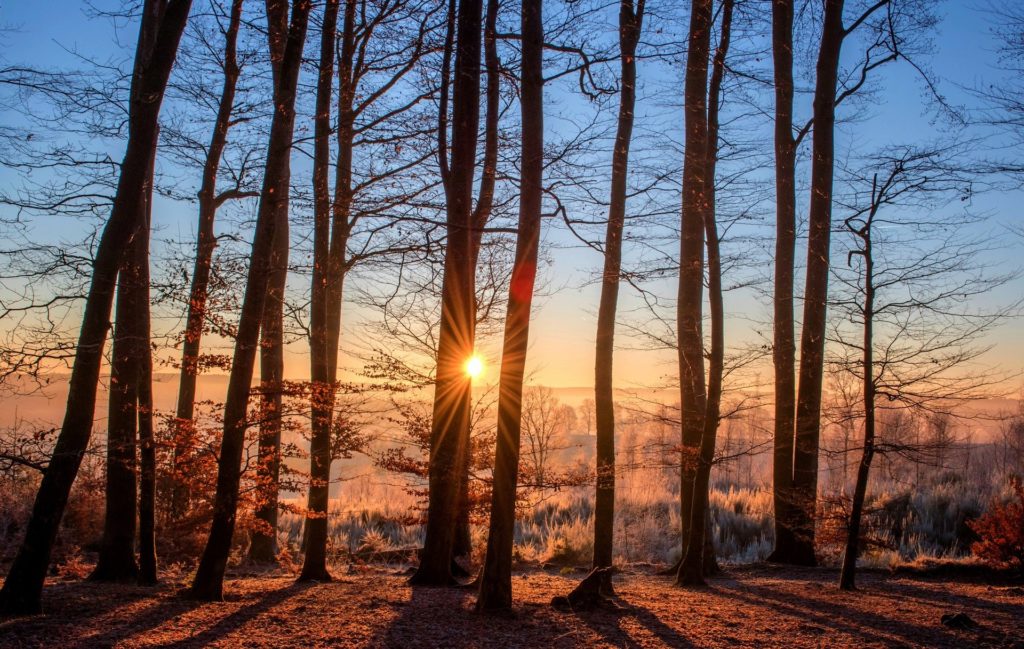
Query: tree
0,0,193,615
189,0,311,601
591,0,644,588
171,0,250,519
674,0,712,588
298,0,341,578
831,145,1017,589
476,0,543,609
768,0,800,564
411,0,482,587
677,0,733,587
90,138,159,583
774,0,940,565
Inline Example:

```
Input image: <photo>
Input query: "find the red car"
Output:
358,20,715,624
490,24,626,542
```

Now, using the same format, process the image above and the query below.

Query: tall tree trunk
248,204,288,563
453,0,501,565
592,0,644,588
189,0,310,602
411,0,482,587
137,145,158,585
475,0,543,611
768,0,801,565
791,0,844,568
674,0,711,587
678,0,731,586
91,219,148,584
299,0,341,581
172,0,245,518
0,0,192,616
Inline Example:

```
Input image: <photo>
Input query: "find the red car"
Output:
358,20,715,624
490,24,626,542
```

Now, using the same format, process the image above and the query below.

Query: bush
969,478,1024,570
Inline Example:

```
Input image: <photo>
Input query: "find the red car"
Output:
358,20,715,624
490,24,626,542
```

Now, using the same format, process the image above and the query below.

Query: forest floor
1,564,1022,648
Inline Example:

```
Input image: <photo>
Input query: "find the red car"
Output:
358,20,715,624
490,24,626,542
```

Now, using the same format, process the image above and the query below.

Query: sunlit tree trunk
299,0,342,581
674,0,711,587
411,0,482,587
476,0,542,611
791,0,844,568
0,0,192,616
592,0,644,590
138,142,158,585
189,0,310,602
679,0,731,586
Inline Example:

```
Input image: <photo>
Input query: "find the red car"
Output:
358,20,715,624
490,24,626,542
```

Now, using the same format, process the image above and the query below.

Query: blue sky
1,0,1021,391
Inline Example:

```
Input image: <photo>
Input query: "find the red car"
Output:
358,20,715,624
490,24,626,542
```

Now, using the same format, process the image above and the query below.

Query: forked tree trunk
411,0,482,587
592,0,644,588
299,0,341,581
91,223,147,584
0,0,192,616
171,0,245,519
453,0,501,563
679,0,731,586
475,0,542,612
189,0,310,602
791,0,845,568
768,0,801,565
674,0,711,587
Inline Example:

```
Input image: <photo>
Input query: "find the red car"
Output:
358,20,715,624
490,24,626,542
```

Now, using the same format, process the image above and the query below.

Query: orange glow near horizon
464,354,484,380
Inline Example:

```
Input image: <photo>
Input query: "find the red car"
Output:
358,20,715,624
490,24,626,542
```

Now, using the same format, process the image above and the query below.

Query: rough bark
299,0,341,582
592,0,644,587
674,0,711,587
768,0,801,565
411,0,482,587
0,0,192,616
679,0,732,586
791,0,845,568
171,0,245,519
189,0,310,602
475,0,542,612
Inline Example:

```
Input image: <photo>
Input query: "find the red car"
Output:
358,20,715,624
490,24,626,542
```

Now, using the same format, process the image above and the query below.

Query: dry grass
1,565,1021,648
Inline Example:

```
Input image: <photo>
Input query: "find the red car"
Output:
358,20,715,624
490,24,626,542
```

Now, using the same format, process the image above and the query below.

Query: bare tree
189,0,311,602
831,145,1017,589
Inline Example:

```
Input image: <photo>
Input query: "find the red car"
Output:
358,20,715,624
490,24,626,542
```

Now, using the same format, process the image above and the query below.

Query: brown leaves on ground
1,565,1021,648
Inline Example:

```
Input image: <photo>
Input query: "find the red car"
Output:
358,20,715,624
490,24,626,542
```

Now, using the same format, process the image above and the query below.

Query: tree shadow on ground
146,581,316,648
718,578,976,647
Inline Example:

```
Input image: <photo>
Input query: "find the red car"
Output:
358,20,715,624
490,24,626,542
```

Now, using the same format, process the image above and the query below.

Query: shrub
969,478,1024,570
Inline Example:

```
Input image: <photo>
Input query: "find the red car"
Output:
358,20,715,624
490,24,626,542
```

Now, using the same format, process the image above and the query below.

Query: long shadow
142,581,314,648
383,581,583,648
719,579,965,646
873,576,1024,618
572,598,698,649
0,582,200,647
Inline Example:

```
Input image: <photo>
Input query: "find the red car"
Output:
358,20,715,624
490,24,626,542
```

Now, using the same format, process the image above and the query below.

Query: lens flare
464,354,484,379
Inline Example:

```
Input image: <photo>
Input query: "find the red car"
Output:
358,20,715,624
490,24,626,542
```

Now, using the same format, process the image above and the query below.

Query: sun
464,354,484,379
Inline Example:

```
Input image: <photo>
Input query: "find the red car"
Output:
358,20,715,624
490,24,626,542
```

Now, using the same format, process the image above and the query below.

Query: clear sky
1,0,1021,392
